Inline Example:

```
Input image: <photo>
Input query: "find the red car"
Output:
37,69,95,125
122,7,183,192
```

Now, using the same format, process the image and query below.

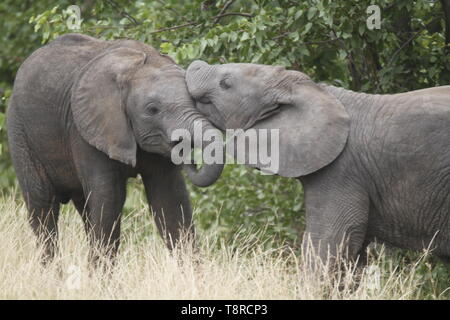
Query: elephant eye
198,96,211,104
219,77,232,89
146,105,160,115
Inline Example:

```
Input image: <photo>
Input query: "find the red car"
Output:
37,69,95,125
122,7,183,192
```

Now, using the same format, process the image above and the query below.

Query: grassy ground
0,193,448,300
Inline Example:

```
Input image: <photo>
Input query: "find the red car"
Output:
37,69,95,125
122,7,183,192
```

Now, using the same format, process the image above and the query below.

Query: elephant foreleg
139,153,194,250
82,179,127,266
28,196,61,264
72,139,128,267
301,175,370,268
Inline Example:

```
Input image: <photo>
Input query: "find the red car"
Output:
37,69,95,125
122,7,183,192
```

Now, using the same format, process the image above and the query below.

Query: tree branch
105,0,140,25
386,17,441,68
273,31,338,44
85,9,252,34
331,29,361,90
149,21,200,34
440,0,450,84
214,12,253,20
149,12,253,34
386,29,422,67
214,0,235,23
156,0,182,17
441,0,450,44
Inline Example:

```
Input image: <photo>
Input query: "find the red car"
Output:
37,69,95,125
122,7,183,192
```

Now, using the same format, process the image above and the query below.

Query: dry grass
0,193,448,300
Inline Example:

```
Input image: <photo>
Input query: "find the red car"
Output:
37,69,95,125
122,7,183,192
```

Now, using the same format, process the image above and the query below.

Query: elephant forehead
133,68,185,87
224,63,286,81
133,64,182,79
218,63,256,76
130,79,189,105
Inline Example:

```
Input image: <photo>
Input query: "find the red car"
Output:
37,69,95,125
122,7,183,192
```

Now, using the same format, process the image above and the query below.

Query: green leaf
358,23,365,36
302,22,312,35
307,7,317,20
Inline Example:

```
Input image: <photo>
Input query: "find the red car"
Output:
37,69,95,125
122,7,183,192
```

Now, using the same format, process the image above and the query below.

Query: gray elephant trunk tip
184,162,224,187
182,120,225,187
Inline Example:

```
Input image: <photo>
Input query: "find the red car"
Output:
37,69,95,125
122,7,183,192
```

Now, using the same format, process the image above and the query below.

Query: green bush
189,164,304,246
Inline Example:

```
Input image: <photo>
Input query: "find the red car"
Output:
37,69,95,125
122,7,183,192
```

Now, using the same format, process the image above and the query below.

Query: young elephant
186,61,450,263
7,34,223,264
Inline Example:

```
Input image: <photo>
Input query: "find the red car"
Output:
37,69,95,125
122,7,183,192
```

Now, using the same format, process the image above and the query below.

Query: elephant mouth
141,131,178,157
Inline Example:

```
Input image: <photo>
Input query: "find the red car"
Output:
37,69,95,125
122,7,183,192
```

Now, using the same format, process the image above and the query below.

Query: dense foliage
1,0,450,247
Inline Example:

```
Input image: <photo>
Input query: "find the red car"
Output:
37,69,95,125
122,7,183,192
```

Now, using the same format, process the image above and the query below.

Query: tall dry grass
0,193,447,300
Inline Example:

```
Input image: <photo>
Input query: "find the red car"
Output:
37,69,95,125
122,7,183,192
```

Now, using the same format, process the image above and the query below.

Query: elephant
185,60,450,263
7,34,223,264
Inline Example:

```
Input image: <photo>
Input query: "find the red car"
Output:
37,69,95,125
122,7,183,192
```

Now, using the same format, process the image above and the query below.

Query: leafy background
1,0,450,251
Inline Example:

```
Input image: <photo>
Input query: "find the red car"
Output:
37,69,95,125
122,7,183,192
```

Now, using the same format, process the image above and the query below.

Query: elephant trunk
183,121,224,187
184,162,223,187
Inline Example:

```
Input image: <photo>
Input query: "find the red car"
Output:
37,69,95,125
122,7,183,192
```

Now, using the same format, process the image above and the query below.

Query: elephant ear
71,47,146,166
232,80,350,178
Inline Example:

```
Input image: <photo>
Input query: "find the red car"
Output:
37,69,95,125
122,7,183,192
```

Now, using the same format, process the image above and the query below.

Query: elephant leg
28,195,61,264
71,193,90,234
81,178,127,266
15,159,61,264
301,175,370,268
72,138,129,266
72,193,87,214
138,153,194,250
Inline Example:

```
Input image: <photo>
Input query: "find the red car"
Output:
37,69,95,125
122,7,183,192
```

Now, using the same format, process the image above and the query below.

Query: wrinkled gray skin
7,34,223,264
186,60,450,263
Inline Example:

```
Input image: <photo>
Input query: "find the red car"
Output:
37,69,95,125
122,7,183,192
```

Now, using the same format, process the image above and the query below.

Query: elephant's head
70,47,223,187
186,61,350,177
